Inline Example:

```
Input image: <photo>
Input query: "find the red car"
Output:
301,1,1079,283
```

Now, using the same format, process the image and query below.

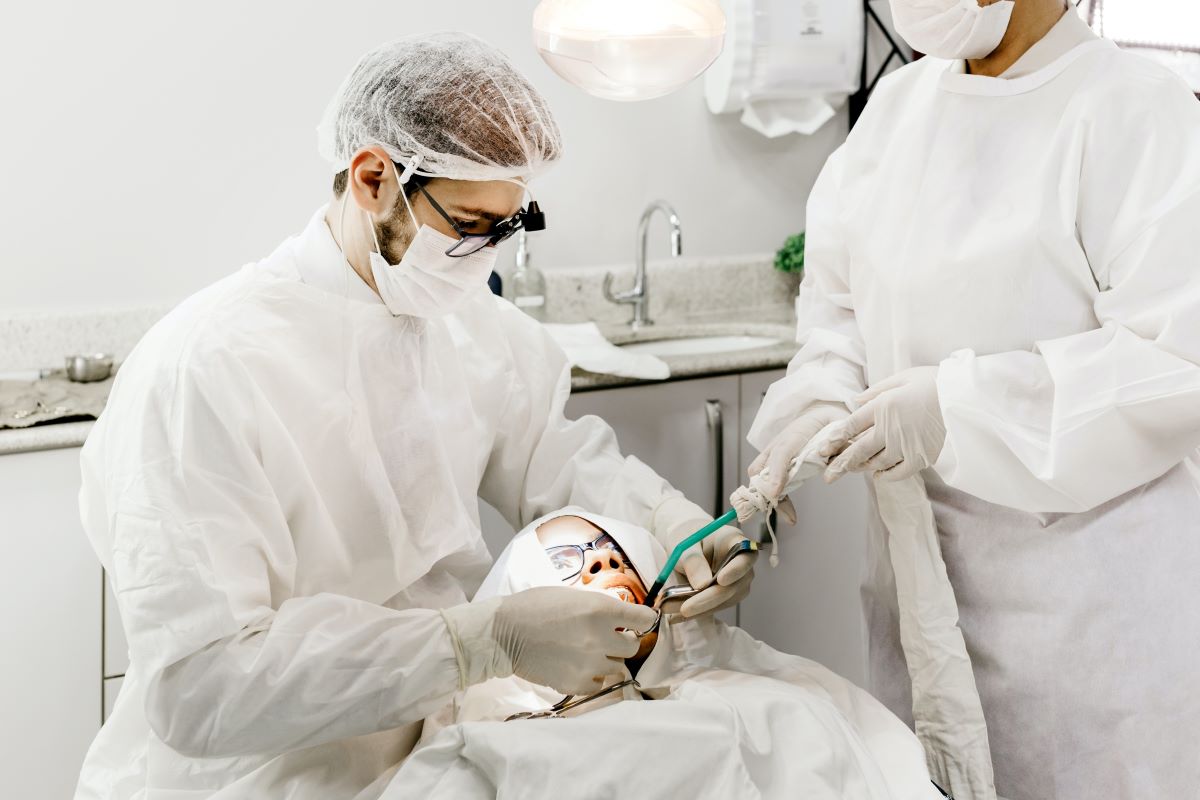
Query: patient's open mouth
608,586,638,604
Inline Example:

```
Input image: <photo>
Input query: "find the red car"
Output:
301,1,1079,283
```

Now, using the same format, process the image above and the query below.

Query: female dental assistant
747,2,1200,798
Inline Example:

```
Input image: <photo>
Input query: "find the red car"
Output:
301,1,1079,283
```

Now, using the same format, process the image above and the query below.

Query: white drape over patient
379,509,940,800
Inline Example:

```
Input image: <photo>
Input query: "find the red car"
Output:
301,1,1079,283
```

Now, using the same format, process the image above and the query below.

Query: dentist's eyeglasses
395,162,546,257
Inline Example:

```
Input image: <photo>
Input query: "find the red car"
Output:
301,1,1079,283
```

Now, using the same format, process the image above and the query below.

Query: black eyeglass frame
394,163,547,257
544,532,630,583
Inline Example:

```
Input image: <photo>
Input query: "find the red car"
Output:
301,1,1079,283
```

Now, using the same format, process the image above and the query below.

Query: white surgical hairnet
317,32,563,181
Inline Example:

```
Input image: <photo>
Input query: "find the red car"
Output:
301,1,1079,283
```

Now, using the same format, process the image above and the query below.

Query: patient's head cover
476,508,668,608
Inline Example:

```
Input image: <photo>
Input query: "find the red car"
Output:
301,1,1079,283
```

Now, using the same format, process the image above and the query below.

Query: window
1085,0,1200,52
1079,0,1200,91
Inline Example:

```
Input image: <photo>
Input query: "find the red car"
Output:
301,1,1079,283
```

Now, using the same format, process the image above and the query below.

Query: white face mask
368,222,497,319
888,0,1015,61
360,161,500,319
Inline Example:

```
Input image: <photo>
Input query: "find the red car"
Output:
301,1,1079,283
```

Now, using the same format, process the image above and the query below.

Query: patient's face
536,515,658,661
536,516,648,604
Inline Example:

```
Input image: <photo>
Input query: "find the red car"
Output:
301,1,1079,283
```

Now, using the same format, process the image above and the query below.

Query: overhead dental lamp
532,0,727,101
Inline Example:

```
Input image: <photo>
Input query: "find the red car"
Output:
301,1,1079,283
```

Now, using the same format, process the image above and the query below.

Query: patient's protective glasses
396,162,546,257
545,532,629,582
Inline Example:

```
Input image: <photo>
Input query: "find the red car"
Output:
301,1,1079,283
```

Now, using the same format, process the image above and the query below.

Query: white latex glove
441,586,658,696
820,366,946,483
746,401,848,524
652,497,756,618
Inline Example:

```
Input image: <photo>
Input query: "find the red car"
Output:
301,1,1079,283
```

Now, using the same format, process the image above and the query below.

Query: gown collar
292,205,384,306
1000,6,1099,79
938,11,1112,97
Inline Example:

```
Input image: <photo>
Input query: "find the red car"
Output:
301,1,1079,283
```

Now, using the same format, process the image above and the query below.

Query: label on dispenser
515,295,545,309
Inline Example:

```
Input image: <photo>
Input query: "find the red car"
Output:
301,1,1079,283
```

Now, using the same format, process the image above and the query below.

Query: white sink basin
620,335,783,358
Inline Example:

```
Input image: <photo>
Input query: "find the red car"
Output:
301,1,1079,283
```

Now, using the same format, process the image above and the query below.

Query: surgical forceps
643,512,749,606
643,539,759,632
504,678,640,721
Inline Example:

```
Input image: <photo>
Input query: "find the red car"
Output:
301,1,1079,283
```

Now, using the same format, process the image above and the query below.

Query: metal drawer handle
705,400,724,518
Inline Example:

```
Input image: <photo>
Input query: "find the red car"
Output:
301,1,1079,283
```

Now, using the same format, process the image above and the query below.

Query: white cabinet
0,447,99,799
478,375,742,559
103,676,124,722
736,370,870,686
566,375,742,521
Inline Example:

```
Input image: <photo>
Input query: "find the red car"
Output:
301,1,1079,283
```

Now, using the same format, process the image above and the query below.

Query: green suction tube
643,508,739,607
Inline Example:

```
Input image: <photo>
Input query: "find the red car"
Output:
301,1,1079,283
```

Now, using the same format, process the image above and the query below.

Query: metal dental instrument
653,540,758,610
634,608,664,637
642,538,759,628
504,678,640,722
642,508,741,607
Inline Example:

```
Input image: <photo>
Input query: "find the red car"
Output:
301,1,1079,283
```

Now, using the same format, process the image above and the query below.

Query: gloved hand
652,497,756,618
820,366,945,483
441,586,658,696
746,401,848,524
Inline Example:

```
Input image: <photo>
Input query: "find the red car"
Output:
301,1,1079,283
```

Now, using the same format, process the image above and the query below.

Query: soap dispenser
509,230,547,322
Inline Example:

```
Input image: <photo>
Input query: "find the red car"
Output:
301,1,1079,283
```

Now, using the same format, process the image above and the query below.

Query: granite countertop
1,255,800,456
0,421,96,456
0,313,798,455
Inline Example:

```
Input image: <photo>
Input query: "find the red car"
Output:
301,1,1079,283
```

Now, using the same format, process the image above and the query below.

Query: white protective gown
749,13,1200,800
75,208,687,800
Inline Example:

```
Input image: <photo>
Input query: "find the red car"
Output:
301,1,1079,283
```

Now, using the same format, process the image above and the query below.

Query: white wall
0,0,853,314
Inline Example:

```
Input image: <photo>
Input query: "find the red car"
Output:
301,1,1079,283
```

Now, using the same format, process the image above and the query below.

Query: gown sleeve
933,70,1200,513
747,146,870,450
80,347,462,759
477,305,687,533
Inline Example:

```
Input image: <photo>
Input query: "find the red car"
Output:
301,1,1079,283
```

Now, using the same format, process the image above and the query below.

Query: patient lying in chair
386,509,940,800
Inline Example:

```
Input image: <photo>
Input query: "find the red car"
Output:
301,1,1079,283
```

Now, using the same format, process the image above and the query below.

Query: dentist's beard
374,196,416,266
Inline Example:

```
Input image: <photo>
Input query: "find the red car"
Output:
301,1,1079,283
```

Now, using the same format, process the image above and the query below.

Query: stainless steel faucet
603,200,682,331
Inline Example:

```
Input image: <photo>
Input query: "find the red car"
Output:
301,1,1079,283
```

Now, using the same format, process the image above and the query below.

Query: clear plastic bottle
510,230,547,322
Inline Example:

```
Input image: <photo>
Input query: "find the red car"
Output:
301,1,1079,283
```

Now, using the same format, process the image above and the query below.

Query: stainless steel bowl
65,353,115,383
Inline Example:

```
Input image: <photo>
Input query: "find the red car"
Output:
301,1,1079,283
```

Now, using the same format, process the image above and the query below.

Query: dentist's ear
347,146,399,216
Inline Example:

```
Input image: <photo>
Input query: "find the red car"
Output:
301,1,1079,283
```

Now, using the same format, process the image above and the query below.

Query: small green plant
775,232,805,277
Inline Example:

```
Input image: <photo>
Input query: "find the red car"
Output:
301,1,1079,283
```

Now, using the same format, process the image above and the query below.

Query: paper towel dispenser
705,0,864,137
